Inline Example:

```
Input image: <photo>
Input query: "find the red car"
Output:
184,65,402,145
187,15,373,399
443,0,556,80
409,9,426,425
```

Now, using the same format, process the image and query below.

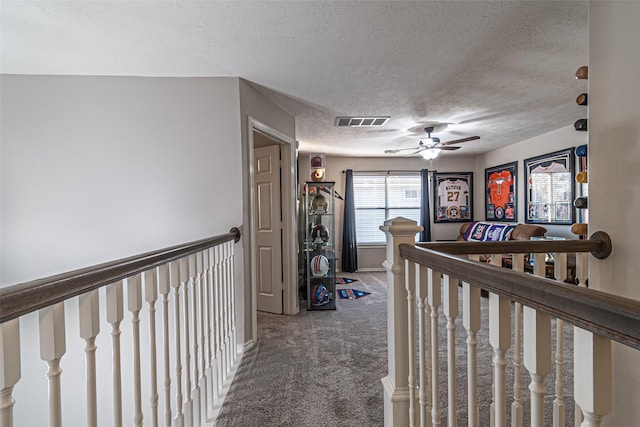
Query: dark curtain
341,169,358,272
419,168,432,242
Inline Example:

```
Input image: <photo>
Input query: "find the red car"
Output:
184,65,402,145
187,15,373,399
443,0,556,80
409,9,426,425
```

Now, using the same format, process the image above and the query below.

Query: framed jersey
524,148,575,225
433,172,474,223
484,161,517,222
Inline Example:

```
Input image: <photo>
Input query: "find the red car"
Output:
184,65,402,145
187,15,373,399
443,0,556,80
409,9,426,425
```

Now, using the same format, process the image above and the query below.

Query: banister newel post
380,217,423,427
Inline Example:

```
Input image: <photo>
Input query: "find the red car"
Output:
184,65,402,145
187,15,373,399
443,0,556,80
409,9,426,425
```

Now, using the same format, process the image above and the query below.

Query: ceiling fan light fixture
420,148,441,160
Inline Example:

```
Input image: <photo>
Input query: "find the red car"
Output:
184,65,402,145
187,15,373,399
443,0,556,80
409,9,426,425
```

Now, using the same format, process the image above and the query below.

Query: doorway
254,137,284,314
248,118,298,342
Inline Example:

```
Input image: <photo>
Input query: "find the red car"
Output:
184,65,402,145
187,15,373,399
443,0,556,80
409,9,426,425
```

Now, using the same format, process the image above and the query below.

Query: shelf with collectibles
305,181,336,310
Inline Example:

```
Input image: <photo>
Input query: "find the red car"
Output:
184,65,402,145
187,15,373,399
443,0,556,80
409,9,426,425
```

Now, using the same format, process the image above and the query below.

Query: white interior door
254,144,283,314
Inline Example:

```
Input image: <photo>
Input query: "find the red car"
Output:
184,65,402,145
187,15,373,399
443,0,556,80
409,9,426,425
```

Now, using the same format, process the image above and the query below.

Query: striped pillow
464,222,515,242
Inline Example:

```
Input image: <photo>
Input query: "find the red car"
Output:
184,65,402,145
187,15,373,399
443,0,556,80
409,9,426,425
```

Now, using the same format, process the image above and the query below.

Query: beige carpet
216,271,387,426
216,271,575,426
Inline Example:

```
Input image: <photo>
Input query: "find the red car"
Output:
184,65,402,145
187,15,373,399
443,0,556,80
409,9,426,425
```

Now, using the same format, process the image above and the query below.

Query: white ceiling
1,1,589,158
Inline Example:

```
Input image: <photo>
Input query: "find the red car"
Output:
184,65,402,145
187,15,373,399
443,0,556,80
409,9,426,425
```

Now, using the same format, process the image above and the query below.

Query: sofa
455,221,547,264
457,221,547,242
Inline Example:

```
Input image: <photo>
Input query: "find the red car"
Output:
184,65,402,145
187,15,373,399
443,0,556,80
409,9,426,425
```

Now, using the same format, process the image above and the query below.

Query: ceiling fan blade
440,136,480,146
406,148,426,156
385,146,421,154
440,146,461,151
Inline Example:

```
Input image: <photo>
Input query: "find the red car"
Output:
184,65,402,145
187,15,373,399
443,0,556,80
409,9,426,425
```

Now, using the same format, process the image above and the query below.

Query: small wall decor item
575,65,588,80
524,148,575,225
310,152,326,182
574,118,588,131
484,161,517,222
310,168,325,182
433,172,473,223
576,93,588,106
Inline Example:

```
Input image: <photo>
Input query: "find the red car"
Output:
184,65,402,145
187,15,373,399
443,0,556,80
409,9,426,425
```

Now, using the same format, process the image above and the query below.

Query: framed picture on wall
524,148,575,225
433,172,474,223
484,161,517,222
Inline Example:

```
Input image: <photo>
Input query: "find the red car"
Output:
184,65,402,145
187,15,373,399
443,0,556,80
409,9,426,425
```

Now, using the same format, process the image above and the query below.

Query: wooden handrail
0,227,241,323
417,231,612,259
399,243,640,351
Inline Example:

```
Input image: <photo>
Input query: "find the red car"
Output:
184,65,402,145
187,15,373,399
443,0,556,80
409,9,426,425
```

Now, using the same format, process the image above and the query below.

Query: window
353,173,422,244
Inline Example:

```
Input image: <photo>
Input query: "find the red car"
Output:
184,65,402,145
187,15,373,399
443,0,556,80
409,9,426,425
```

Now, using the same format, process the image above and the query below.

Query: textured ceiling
1,1,589,157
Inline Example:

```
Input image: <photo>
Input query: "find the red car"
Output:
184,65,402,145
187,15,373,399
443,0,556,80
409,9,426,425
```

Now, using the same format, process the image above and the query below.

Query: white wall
1,75,244,286
0,75,246,426
236,80,298,334
298,154,476,270
589,2,640,424
475,125,588,238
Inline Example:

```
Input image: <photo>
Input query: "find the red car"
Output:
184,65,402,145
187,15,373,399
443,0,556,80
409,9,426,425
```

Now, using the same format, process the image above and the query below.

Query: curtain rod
341,170,435,174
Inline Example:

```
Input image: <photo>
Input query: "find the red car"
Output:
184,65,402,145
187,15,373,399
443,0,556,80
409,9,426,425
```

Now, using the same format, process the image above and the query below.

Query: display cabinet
304,181,336,310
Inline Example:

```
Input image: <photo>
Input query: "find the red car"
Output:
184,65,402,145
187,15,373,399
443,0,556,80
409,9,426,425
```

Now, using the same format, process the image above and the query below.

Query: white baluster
488,254,501,427
489,291,511,427
442,274,459,427
128,274,143,427
79,290,100,427
170,260,184,426
573,328,612,427
218,242,226,382
415,265,429,427
180,256,193,426
523,307,551,427
553,253,568,427
144,269,159,427
228,241,238,364
214,245,223,394
197,251,207,422
573,256,587,427
405,260,417,427
106,281,124,427
222,243,231,377
158,264,172,426
217,244,226,385
574,250,589,426
226,241,235,368
205,247,218,410
428,268,441,427
510,254,524,427
39,302,66,427
553,252,567,284
524,252,552,427
531,252,546,278
0,319,21,427
463,278,481,427
575,252,589,288
189,253,201,427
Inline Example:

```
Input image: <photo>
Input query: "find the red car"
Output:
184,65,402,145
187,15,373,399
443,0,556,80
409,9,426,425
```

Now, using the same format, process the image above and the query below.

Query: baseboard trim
210,348,244,425
336,267,386,273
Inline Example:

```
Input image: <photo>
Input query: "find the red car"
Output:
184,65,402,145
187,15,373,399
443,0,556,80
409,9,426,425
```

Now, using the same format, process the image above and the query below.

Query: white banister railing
0,228,242,427
382,218,638,427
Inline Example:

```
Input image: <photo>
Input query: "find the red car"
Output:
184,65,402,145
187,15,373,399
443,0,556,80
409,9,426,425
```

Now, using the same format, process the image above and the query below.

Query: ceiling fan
384,126,480,159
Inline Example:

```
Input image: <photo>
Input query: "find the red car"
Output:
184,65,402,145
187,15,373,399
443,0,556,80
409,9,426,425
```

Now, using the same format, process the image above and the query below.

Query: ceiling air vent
335,116,390,127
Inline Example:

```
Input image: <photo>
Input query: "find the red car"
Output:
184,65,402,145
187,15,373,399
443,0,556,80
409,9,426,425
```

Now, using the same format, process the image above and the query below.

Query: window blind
353,173,421,244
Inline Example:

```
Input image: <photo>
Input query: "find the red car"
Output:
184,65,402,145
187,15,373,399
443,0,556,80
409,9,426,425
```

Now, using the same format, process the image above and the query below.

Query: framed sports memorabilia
524,148,575,225
433,172,473,223
485,161,517,222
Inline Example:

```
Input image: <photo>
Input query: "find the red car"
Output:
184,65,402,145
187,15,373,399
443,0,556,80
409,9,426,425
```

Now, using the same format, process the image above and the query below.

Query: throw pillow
465,222,516,242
